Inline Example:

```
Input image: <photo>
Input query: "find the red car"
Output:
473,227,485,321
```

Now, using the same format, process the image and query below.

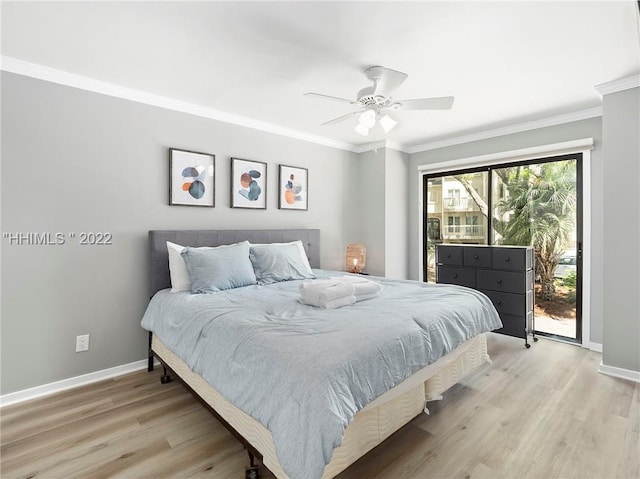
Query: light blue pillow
181,241,257,293
249,241,316,285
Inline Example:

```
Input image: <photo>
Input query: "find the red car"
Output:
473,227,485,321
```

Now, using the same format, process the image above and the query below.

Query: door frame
416,139,593,348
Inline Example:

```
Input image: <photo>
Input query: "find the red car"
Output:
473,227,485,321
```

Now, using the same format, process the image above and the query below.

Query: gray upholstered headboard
149,229,321,296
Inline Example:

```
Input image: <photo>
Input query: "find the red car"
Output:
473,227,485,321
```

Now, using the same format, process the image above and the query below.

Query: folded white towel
352,281,380,297
317,295,357,309
328,275,381,298
300,276,380,308
354,291,379,302
299,280,357,309
331,274,372,284
300,281,355,305
299,279,340,292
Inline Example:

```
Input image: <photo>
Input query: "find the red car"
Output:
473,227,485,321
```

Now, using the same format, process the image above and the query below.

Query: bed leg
148,332,154,372
245,451,260,479
160,365,171,384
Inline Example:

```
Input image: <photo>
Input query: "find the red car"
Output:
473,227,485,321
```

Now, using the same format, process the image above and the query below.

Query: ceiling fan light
358,109,376,129
379,115,398,133
355,123,370,136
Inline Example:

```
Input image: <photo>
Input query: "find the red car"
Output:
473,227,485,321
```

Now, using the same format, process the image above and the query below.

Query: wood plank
1,334,638,479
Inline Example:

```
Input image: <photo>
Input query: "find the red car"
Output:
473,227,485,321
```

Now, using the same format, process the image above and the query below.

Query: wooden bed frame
146,229,492,479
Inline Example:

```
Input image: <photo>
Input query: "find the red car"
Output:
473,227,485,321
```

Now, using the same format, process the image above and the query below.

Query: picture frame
278,165,308,211
230,158,267,209
169,148,215,207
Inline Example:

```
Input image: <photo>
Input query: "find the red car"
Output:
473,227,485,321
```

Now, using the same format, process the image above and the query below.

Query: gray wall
352,147,410,279
601,86,640,373
407,118,604,346
1,72,357,394
384,148,409,279
355,149,386,276
3,68,635,395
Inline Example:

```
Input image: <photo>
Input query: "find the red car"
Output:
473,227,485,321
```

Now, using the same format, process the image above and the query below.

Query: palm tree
494,161,577,300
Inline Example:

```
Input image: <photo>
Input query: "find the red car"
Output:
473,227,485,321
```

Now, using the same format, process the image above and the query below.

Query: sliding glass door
423,171,489,282
424,154,582,342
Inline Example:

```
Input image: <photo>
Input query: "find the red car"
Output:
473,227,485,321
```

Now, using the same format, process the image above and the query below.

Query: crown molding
595,74,640,95
1,56,611,157
353,140,410,154
384,140,409,153
0,56,359,153
407,106,602,154
353,141,386,154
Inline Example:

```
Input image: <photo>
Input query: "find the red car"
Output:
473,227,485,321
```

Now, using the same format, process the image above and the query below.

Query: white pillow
167,241,191,292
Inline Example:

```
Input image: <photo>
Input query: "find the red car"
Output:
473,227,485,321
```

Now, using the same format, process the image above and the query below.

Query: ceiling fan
304,66,454,136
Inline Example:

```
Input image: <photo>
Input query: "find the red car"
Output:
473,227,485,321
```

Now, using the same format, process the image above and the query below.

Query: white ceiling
2,1,639,150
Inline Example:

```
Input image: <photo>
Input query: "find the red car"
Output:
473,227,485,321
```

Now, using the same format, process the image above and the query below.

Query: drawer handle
447,254,451,258
453,274,458,278
474,255,479,259
505,257,510,262
497,279,502,284
497,300,502,305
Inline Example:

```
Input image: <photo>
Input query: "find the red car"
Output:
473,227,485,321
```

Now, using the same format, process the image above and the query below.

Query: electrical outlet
76,334,89,352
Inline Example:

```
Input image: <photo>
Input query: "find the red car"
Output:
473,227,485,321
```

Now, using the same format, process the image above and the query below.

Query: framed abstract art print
278,165,308,211
169,148,215,207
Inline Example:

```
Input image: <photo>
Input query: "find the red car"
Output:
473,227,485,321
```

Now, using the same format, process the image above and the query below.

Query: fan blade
370,67,408,97
304,92,354,104
321,111,360,126
397,96,454,110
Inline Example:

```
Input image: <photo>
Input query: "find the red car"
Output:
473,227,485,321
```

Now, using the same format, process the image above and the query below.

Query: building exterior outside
426,173,488,245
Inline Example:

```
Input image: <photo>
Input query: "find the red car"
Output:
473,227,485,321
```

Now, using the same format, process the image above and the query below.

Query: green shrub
562,270,577,289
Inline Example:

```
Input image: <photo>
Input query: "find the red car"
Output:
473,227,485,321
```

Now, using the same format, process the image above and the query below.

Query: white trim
417,138,594,174
0,56,357,153
580,148,593,349
0,358,158,407
599,361,640,383
583,342,603,353
384,140,409,153
353,140,387,154
2,56,605,157
353,140,410,154
417,140,594,348
595,75,640,96
408,108,601,154
417,171,425,282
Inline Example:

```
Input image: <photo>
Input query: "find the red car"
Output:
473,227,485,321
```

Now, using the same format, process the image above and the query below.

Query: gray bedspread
141,271,501,479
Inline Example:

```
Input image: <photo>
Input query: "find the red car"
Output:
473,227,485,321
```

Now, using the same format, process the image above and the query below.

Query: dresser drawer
476,269,533,294
437,246,463,266
492,248,532,271
494,313,529,339
480,290,533,316
436,266,475,288
463,247,492,268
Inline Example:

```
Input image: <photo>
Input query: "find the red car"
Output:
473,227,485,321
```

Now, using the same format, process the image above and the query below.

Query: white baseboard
599,361,640,383
0,358,160,408
582,341,603,353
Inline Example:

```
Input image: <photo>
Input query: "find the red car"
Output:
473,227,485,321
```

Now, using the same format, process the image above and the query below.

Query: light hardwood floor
2,333,638,479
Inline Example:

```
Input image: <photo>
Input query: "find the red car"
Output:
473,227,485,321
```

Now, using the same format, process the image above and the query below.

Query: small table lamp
346,243,366,274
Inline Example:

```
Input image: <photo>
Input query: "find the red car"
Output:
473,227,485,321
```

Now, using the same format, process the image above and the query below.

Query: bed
142,229,502,479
